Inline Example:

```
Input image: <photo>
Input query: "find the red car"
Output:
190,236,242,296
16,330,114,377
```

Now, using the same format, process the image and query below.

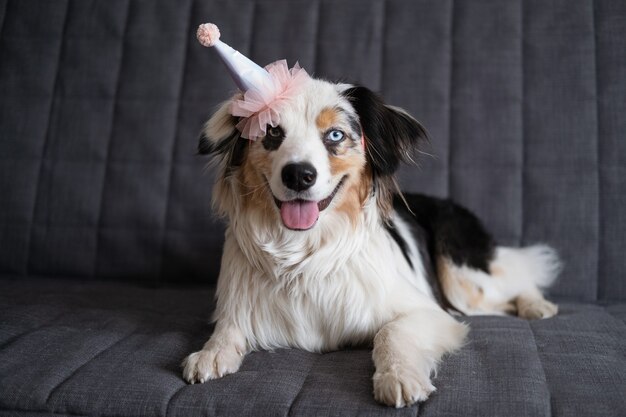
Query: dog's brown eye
263,125,285,151
267,126,284,138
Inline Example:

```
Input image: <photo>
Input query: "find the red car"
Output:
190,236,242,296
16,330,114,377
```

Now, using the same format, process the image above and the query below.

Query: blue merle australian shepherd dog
182,78,561,407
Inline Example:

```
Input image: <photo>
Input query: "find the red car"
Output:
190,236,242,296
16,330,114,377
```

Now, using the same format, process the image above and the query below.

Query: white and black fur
183,79,561,407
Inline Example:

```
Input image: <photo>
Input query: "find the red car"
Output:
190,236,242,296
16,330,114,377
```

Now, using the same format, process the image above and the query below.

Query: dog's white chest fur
214,206,432,352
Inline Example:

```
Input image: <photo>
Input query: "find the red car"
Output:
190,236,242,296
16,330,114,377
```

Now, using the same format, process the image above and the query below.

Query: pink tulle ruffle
231,60,310,141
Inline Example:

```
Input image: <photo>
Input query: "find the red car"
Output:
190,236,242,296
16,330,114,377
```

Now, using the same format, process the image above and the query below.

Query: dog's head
200,78,428,231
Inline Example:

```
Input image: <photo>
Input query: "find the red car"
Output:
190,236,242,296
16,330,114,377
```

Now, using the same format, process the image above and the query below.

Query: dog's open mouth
273,176,347,231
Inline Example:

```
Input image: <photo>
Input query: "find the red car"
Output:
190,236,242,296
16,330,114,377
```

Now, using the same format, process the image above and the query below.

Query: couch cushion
0,278,624,417
1,0,626,302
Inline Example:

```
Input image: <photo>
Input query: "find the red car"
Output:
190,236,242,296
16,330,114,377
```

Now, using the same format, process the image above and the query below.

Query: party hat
197,23,311,141
196,23,272,93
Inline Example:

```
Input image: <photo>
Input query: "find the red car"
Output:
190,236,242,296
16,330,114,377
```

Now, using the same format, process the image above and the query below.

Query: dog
182,77,561,407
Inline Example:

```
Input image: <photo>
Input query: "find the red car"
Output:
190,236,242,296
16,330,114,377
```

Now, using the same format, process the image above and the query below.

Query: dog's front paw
182,345,243,384
373,367,436,408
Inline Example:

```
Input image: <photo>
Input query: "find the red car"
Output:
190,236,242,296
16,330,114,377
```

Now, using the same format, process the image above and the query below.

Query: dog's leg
491,245,561,319
372,307,468,407
437,245,561,318
515,288,558,319
182,323,247,383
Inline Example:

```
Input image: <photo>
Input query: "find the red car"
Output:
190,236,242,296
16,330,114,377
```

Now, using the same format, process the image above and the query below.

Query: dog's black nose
281,163,317,191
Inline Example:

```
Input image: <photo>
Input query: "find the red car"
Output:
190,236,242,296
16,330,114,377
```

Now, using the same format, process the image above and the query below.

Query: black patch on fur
262,125,285,151
198,132,213,155
229,137,248,167
335,107,362,141
393,202,449,309
342,86,428,177
198,125,247,169
384,221,413,269
347,114,362,139
394,193,496,313
397,193,495,273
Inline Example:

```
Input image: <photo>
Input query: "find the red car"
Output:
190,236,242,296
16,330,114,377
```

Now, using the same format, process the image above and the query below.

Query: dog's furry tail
492,244,562,291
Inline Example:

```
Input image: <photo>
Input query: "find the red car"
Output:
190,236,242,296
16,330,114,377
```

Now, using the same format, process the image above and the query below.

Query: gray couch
1,0,624,416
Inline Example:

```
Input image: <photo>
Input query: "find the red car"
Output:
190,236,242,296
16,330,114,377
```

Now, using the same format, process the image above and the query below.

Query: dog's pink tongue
280,200,319,230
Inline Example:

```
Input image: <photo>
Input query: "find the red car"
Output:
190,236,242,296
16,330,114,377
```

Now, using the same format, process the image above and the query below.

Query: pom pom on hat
197,23,220,47
196,22,271,93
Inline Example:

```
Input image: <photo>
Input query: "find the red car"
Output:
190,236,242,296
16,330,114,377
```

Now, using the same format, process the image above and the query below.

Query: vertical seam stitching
526,321,553,417
447,0,455,198
377,0,387,92
24,0,70,275
311,0,322,76
0,0,8,39
164,381,188,417
157,0,194,284
247,0,258,57
92,0,132,278
286,354,320,417
520,0,526,246
591,0,601,302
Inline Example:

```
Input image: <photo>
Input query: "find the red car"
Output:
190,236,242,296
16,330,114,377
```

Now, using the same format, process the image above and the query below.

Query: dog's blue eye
326,130,344,143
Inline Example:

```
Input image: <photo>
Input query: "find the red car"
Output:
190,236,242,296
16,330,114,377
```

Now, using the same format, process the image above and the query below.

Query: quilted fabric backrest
0,0,624,301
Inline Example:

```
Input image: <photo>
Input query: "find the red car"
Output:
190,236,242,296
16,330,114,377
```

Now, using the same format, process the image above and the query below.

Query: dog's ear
342,86,428,176
199,99,248,170
200,99,250,218
342,86,429,217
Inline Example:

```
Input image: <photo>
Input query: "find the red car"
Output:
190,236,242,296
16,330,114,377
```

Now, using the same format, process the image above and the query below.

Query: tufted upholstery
0,279,625,417
1,0,625,301
1,1,625,416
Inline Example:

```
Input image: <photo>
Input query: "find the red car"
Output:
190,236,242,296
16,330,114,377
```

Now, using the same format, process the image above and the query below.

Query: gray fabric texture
0,0,624,301
0,279,624,417
1,1,626,416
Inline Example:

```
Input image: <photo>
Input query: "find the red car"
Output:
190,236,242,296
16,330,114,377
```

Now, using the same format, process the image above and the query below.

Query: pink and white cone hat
197,23,311,141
